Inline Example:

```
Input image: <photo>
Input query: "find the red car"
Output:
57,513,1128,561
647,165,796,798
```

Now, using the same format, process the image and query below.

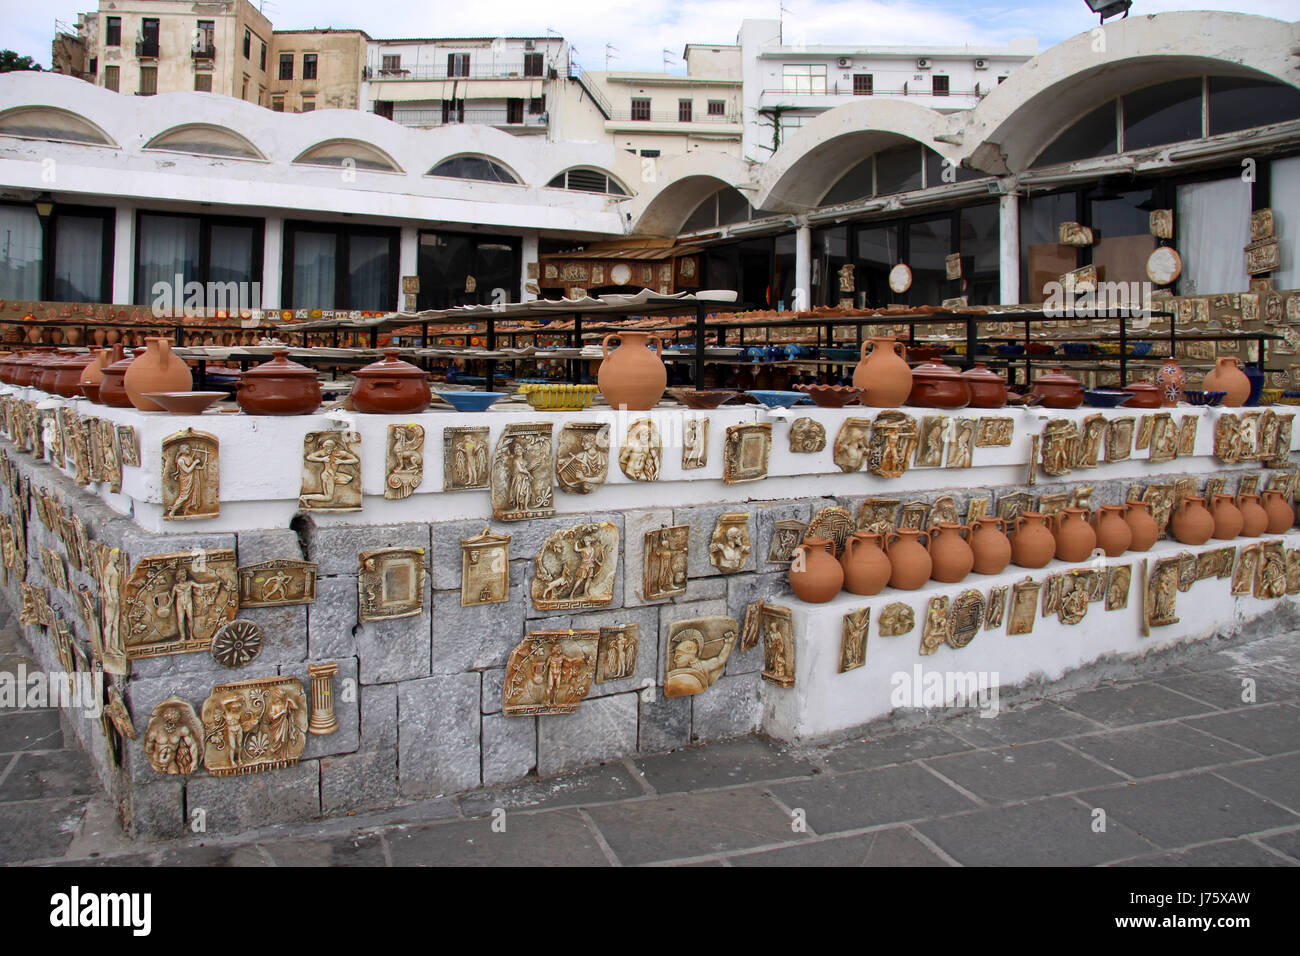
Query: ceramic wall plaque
899,501,929,531
789,417,826,454
985,585,1008,629
1058,222,1095,246
1078,415,1106,468
96,547,127,675
58,408,89,485
948,589,985,649
1245,237,1280,276
664,616,738,698
121,549,238,659
1041,419,1079,477
767,519,808,564
1176,415,1198,458
385,424,424,500
161,428,219,521
308,662,340,735
1285,550,1300,596
493,423,555,519
1057,572,1091,625
237,559,317,608
644,524,689,600
976,417,1014,447
1231,545,1258,595
1026,433,1039,487
103,686,135,743
1149,209,1173,238
833,417,872,472
144,696,205,775
916,417,947,467
210,619,263,668
532,521,618,610
461,530,510,606
761,604,794,688
878,601,914,637
808,506,855,557
299,430,362,513
117,425,139,468
840,608,869,673
966,495,991,524
619,418,661,482
723,422,772,485
1255,540,1286,599
919,595,951,656
444,425,490,490
946,418,975,469
1148,413,1179,464
555,422,610,494
1105,565,1132,611
358,547,426,622
1141,484,1176,537
997,491,1031,524
857,498,900,535
1238,472,1260,497
740,600,764,652
1106,417,1135,463
1250,207,1275,242
1037,491,1068,517
709,512,751,573
682,417,709,470
1008,578,1041,636
867,411,918,478
1042,573,1063,615
595,624,639,684
99,418,122,494
201,675,308,776
503,629,599,715
927,496,959,529
1146,556,1181,628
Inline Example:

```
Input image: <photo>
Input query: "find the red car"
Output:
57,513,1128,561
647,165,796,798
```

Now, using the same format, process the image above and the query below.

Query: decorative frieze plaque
724,423,772,484
664,616,739,698
444,425,489,490
201,676,308,776
121,549,238,659
237,559,317,608
461,529,510,606
644,524,689,600
946,418,976,469
503,629,599,715
976,417,1014,447
144,697,204,775
299,430,362,513
761,604,794,688
359,547,426,621
532,521,618,610
161,428,219,520
385,424,424,500
555,422,610,494
492,422,555,520
840,608,869,673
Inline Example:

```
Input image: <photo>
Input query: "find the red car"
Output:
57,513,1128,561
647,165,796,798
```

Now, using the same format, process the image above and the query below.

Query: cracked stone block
431,580,527,674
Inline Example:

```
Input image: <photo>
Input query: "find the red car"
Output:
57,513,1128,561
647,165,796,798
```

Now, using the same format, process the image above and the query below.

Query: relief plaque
555,422,610,494
723,423,772,484
385,424,424,500
492,423,555,520
532,521,618,610
237,559,317,608
709,513,751,573
201,676,308,776
644,525,689,600
595,624,639,684
358,547,426,622
619,418,662,482
121,549,238,659
144,697,204,775
444,425,490,490
461,530,510,607
299,430,362,513
503,629,599,716
664,617,739,698
761,604,795,688
840,608,869,673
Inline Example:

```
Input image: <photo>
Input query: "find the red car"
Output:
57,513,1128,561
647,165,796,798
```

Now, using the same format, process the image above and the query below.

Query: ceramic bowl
1261,388,1283,405
436,391,508,412
1281,391,1300,406
1083,389,1130,408
517,383,599,411
745,389,807,408
795,384,861,408
1183,390,1227,407
666,387,737,409
143,391,228,414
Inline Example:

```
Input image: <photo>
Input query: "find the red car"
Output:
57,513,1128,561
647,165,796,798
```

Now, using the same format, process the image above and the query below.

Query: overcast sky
8,0,1297,71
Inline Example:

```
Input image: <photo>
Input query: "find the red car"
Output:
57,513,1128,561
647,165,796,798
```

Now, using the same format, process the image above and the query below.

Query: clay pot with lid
854,337,913,408
237,350,322,416
1053,508,1098,563
840,532,891,596
1121,380,1162,409
1261,489,1294,534
51,353,93,398
0,352,17,385
99,351,136,408
1091,505,1132,557
1010,512,1055,569
1124,501,1159,551
13,352,49,388
969,516,1012,575
885,528,932,590
349,350,431,415
907,362,972,410
32,353,64,393
962,363,1008,408
598,332,667,410
1210,494,1244,540
1237,494,1268,537
929,522,974,583
1203,357,1250,408
124,337,193,411
1030,368,1084,409
789,537,844,603
1170,496,1214,546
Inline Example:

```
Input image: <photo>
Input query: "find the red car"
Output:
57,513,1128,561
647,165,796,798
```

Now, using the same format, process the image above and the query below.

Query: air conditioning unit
974,58,988,70
524,39,536,50
836,57,852,68
916,57,931,69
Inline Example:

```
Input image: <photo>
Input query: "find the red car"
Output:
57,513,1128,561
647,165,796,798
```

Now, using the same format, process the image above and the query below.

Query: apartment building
270,29,369,113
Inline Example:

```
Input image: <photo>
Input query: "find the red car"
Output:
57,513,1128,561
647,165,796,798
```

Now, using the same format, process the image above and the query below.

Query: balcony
135,40,159,59
609,109,739,124
370,62,549,81
191,42,216,61
391,108,548,130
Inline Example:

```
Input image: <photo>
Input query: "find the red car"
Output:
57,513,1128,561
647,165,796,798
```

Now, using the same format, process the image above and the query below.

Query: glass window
290,230,336,310
631,98,651,121
875,143,922,196
1019,191,1077,302
853,74,872,95
51,214,109,302
303,54,318,81
243,29,250,59
507,99,523,124
813,225,849,306
524,52,543,77
381,54,401,72
349,234,390,310
300,98,315,113
417,231,518,309
906,216,952,306
782,64,826,94
708,99,725,115
261,43,267,71
297,140,401,172
932,75,949,97
678,99,693,122
0,205,43,299
1090,186,1158,287
1031,101,1117,168
136,213,260,307
925,148,986,186
1209,76,1300,136
547,169,626,195
285,224,396,311
820,157,873,206
139,67,157,96
959,203,1001,304
104,65,119,92
272,95,284,112
140,19,159,58
1271,154,1300,290
856,225,900,307
208,223,257,287
105,17,121,47
429,155,518,183
1177,175,1250,295
194,73,212,93
136,214,200,305
279,54,293,81
447,53,470,77
145,125,262,159
1122,78,1202,151
717,187,751,225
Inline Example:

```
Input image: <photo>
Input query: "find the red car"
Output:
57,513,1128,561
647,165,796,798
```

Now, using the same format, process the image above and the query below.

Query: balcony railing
370,62,550,81
135,40,159,59
760,86,984,99
609,109,739,124
191,42,216,60
392,108,548,129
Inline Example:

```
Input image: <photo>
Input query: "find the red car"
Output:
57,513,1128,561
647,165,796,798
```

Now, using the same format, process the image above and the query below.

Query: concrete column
399,225,419,311
261,216,283,310
999,190,1020,305
520,233,539,301
111,204,134,304
794,223,812,310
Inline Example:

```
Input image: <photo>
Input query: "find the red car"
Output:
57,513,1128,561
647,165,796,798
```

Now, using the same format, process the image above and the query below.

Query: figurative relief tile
460,530,510,606
1105,565,1132,611
740,600,764,652
532,521,618,610
644,525,689,600
1106,417,1135,463
927,496,959,529
1237,473,1260,497
664,617,739,698
1037,492,1068,517
595,624,639,684
985,586,1008,629
946,418,975,469
619,418,661,481
948,589,985,649
682,417,708,470
555,422,609,494
1057,572,1091,625
1146,556,1181,628
117,425,139,468
96,547,127,675
144,697,204,775
899,501,929,531
1027,433,1040,486
1176,415,1198,458
1255,540,1286,600
299,430,362,513
915,417,947,467
808,506,854,557
385,424,424,500
121,549,237,659
1136,416,1154,451
99,419,121,494
767,519,807,564
358,547,426,622
761,604,794,688
1231,545,1258,596
840,608,869,673
492,423,555,519
833,418,872,472
103,686,136,743
201,676,308,776
857,499,900,535
210,619,264,669
1008,578,1041,636
237,560,318,608
503,629,600,716
1285,549,1300,596
867,411,918,478
709,513,751,573
444,426,490,490
1148,414,1179,464
976,417,1014,447
1040,419,1079,477
878,602,914,637
997,491,1031,524
1078,415,1106,469
919,595,951,656
723,423,772,484
789,417,826,454
162,428,219,521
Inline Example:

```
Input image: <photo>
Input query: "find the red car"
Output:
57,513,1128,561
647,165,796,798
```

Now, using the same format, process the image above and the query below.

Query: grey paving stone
633,737,818,794
153,843,272,866
0,796,90,864
0,748,97,801
397,673,481,796
458,762,646,817
728,827,949,867
1067,723,1256,778
259,832,389,866
320,748,400,816
186,761,321,835
482,712,536,787
769,763,978,834
1215,753,1300,813
1258,828,1300,862
1184,704,1300,756
1081,772,1298,849
387,808,610,866
585,787,801,865
924,741,1126,804
638,693,691,754
1171,839,1298,866
942,700,1105,747
353,585,432,685
538,693,638,777
1060,681,1217,728
816,726,975,773
0,708,63,753
1156,671,1267,711
916,796,1156,866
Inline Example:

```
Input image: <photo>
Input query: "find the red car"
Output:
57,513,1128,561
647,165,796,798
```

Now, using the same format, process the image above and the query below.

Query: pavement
2,601,1298,867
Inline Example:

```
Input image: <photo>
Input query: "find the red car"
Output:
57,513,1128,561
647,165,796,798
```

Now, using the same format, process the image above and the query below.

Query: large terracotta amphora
598,332,666,410
1123,501,1159,551
1202,357,1250,408
840,532,891,596
929,522,974,583
1261,489,1294,534
885,528,932,590
1091,505,1132,557
853,336,913,408
969,516,1012,575
790,536,844,603
1170,496,1214,545
124,337,192,411
1010,512,1055,569
1237,494,1267,537
1210,494,1244,540
1052,508,1097,563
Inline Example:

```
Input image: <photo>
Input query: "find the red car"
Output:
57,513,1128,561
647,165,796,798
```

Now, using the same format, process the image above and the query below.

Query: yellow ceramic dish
1261,388,1283,405
518,383,600,411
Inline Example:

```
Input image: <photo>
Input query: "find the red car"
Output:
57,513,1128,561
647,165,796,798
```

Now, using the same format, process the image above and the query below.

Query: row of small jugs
789,491,1297,604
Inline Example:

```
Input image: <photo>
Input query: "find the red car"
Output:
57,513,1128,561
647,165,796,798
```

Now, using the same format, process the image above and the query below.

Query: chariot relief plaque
619,418,661,481
1008,578,1041,636
976,417,1014,448
144,696,204,775
359,547,426,622
867,411,918,478
808,506,855,557
1106,417,1135,463
532,521,618,610
1105,565,1132,611
789,417,826,454
767,519,807,564
201,675,308,776
503,629,600,715
493,422,555,519
985,585,1009,629
385,424,424,500
840,608,869,673
919,595,951,656
121,549,238,659
1040,419,1079,477
709,512,751,573
461,530,510,606
915,417,947,468
238,559,317,608
644,525,689,600
946,418,976,469
299,430,362,513
724,423,772,484
833,417,872,472
948,589,985,649
857,498,900,535
444,425,490,490
161,428,219,521
878,602,915,637
117,425,139,468
761,604,795,688
682,417,709,470
595,624,639,684
555,422,610,494
664,616,739,698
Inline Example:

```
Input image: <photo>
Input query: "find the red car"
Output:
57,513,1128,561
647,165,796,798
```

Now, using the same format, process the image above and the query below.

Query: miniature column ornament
308,662,340,735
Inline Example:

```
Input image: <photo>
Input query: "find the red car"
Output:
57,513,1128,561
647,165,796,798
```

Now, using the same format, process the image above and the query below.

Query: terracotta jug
853,337,913,408
1053,508,1098,563
929,522,974,583
884,528,932,590
1203,357,1250,408
969,517,1012,575
598,332,666,410
1010,512,1055,569
124,337,192,411
840,532,891,596
1170,496,1214,545
1237,494,1267,537
1091,505,1132,557
789,537,844,603
79,346,116,399
1210,494,1244,540
1261,489,1294,534
1154,360,1186,407
1123,501,1159,551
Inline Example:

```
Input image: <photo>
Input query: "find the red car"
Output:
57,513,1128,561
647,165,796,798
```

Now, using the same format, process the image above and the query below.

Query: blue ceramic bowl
1183,390,1227,407
745,390,807,408
996,344,1025,357
1063,342,1092,356
1127,342,1153,357
1083,389,1130,408
436,391,508,412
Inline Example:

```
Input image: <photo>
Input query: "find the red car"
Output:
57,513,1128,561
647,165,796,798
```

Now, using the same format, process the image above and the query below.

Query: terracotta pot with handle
237,350,323,416
1053,508,1098,563
1170,496,1214,545
349,350,431,414
853,336,913,408
124,337,193,410
1091,505,1133,557
840,531,891,596
1123,501,1159,551
969,516,1012,575
1210,494,1244,540
1261,489,1294,534
1202,357,1250,408
98,352,136,408
1237,494,1268,537
929,522,974,583
598,332,666,410
885,528,932,590
789,536,844,603
1010,512,1055,569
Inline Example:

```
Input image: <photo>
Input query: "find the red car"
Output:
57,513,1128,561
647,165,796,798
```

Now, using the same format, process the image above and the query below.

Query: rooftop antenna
605,44,618,70
662,48,676,71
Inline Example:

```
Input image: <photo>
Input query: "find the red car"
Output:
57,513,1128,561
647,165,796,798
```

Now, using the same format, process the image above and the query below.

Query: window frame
932,75,950,97
853,73,873,96
447,53,470,77
302,53,318,81
281,220,399,312
132,209,265,307
631,97,651,121
279,54,294,81
105,17,121,47
678,99,693,122
0,201,115,304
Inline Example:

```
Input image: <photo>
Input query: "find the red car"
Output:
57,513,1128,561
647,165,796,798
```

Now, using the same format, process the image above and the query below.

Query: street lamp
34,192,54,220
1085,0,1132,23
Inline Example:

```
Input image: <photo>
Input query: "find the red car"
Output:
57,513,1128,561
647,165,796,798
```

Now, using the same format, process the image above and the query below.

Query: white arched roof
629,152,756,235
